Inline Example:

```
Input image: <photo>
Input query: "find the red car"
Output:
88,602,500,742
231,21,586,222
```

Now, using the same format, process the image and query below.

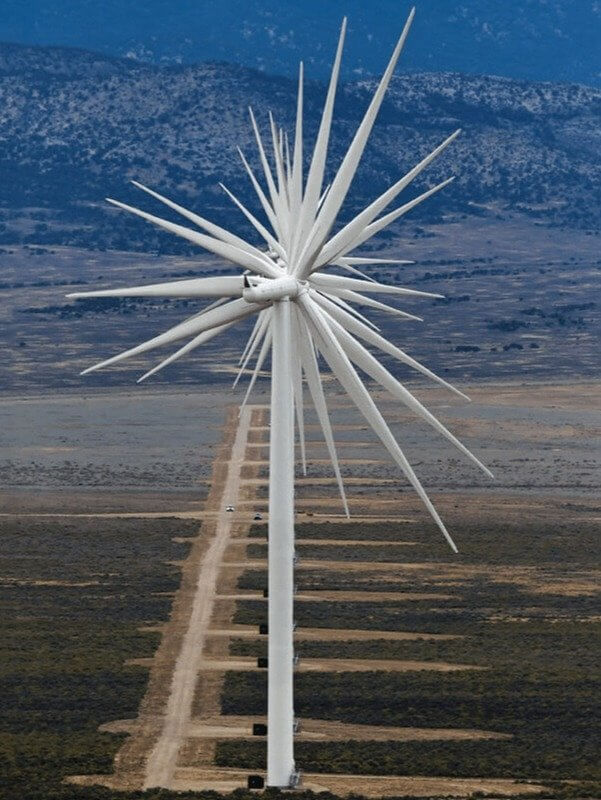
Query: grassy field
0,515,203,800
219,514,601,796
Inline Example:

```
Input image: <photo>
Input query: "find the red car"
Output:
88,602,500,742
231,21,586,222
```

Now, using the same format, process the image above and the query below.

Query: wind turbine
67,7,492,788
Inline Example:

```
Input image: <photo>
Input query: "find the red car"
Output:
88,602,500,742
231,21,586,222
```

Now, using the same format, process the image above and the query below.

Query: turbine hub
243,275,301,304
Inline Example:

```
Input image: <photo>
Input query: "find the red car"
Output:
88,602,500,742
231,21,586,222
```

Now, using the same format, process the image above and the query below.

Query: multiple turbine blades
68,7,491,551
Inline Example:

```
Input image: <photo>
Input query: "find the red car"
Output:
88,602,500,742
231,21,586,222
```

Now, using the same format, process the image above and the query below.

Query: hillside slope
0,42,600,253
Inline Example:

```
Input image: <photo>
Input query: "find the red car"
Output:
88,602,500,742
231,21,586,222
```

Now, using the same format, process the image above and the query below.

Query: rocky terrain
0,41,600,256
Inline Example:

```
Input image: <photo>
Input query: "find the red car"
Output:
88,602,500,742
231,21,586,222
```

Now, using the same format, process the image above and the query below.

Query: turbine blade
320,290,381,332
299,292,458,552
238,309,267,366
290,62,304,218
106,198,279,279
291,17,347,264
318,183,331,211
237,147,281,238
269,112,289,210
328,315,493,478
316,129,460,267
233,309,271,388
248,107,284,226
328,288,423,321
290,305,307,476
67,275,244,300
310,290,470,401
198,296,230,315
294,303,349,516
334,177,455,261
241,324,273,408
137,321,235,383
219,182,285,258
130,180,270,259
343,257,414,265
334,260,378,282
310,272,442,299
81,298,263,375
296,8,416,275
284,130,292,186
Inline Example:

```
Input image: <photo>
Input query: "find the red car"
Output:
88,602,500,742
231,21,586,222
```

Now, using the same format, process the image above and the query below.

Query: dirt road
143,405,254,790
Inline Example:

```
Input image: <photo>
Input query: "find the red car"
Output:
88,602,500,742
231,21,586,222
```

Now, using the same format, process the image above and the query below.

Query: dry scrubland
1,383,600,800
1,215,600,395
1,49,600,798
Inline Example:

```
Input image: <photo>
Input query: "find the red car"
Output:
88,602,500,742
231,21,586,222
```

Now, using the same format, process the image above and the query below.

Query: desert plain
1,219,600,798
1,376,600,799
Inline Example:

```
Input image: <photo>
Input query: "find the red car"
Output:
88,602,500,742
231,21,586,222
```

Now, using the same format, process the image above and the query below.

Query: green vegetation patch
230,621,601,674
247,522,420,541
223,517,601,788
247,518,601,564
247,542,425,563
217,734,601,784
220,662,601,781
0,515,198,800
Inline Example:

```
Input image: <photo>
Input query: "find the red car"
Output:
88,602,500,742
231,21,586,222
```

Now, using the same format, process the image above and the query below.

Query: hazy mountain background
0,1,599,253
1,0,600,393
1,0,600,86
0,41,600,254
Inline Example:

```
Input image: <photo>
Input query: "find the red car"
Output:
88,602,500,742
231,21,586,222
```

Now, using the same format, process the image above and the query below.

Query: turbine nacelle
243,275,302,304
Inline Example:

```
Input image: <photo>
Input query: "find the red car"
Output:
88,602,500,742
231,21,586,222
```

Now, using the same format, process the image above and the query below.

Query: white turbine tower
68,8,492,788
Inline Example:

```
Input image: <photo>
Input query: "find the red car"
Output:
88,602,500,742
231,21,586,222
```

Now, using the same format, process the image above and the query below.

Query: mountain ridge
0,41,600,254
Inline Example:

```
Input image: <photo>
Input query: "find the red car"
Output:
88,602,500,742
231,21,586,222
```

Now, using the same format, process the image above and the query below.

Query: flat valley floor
1,380,600,799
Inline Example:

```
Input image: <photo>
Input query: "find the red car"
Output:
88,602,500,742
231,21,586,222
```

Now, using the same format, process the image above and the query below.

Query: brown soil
0,578,101,587
215,590,457,601
230,537,421,546
165,767,545,797
186,715,507,742
198,657,483,673
208,625,460,641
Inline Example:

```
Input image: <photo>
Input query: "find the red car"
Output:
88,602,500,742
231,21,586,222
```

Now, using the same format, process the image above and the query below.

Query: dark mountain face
0,42,600,254
1,0,600,87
